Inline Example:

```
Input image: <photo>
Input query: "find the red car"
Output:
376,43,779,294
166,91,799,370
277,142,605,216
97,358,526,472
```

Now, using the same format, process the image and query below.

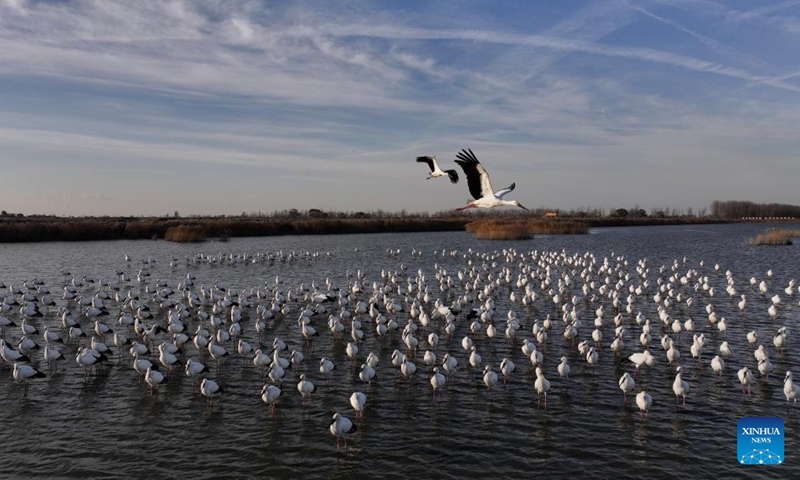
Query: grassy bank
0,213,736,243
748,228,800,246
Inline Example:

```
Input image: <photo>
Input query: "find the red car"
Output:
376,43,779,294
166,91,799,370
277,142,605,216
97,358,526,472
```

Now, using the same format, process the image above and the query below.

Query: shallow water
0,223,797,478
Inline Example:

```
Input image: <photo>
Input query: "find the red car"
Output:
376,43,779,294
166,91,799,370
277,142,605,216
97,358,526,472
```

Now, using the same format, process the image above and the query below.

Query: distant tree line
603,205,706,219
711,200,800,219
14,201,797,223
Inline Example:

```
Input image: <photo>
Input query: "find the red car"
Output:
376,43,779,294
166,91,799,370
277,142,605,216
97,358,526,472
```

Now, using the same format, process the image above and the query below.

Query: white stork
453,148,527,211
416,155,459,184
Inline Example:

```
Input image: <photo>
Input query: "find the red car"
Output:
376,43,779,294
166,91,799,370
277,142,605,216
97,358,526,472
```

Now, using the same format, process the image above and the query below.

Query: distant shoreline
0,214,760,243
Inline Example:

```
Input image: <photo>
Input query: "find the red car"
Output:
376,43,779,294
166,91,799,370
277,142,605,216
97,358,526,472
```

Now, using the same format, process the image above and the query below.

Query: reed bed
0,216,470,242
748,228,800,245
466,219,589,240
0,213,730,243
466,220,532,240
164,224,208,243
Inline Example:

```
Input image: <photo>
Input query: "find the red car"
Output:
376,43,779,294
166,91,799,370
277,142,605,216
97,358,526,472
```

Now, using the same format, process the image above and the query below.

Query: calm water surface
0,223,797,479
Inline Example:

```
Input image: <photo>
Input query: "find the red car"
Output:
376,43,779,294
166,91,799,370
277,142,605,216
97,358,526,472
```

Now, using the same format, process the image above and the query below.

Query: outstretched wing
494,183,515,198
454,148,493,200
445,169,459,184
416,156,435,173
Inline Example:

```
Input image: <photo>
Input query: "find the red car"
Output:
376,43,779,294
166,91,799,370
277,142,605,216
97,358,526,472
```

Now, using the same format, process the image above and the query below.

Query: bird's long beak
517,203,528,211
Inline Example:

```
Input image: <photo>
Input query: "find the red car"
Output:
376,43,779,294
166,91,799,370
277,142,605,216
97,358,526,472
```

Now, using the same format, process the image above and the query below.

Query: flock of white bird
0,245,798,453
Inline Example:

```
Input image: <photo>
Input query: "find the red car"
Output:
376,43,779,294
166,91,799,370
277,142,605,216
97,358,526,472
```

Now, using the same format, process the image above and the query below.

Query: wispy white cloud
1,0,796,103
653,0,800,35
489,0,637,83
0,126,405,178
628,3,771,70
304,23,800,90
723,0,800,24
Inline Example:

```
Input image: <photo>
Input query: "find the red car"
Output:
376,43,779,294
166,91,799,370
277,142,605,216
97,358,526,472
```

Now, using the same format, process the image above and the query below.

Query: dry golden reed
466,219,589,240
748,228,800,246
164,224,208,242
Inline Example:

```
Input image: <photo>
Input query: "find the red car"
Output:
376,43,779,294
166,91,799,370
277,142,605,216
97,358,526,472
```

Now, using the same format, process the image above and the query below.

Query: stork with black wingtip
416,155,459,184
453,148,527,211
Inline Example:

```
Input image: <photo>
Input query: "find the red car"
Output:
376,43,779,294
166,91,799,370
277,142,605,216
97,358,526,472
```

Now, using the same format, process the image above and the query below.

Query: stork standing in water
636,390,652,419
261,383,282,414
453,148,527,211
13,362,46,397
416,156,459,184
329,413,357,453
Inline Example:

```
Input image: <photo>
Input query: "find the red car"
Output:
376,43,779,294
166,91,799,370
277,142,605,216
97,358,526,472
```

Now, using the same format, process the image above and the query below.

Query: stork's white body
453,149,527,211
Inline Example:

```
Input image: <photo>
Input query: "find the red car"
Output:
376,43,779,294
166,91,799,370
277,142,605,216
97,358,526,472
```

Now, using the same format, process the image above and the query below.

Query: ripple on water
0,224,797,479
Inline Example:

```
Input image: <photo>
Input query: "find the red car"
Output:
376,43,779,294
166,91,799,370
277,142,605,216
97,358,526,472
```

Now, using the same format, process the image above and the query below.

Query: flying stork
453,148,527,211
416,155,459,184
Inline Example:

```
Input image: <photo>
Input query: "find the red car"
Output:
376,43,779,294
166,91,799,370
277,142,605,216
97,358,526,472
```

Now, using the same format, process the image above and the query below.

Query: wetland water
0,223,797,479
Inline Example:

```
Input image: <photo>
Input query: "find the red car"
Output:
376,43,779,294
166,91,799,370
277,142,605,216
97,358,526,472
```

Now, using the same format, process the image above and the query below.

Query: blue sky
1,0,799,216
